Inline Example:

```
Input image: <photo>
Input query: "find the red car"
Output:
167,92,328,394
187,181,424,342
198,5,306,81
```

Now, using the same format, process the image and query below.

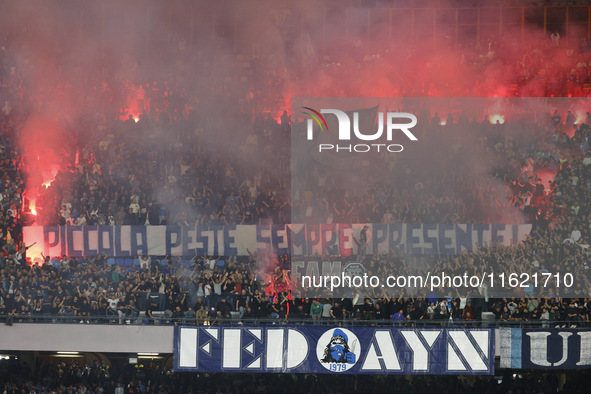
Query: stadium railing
0,314,584,329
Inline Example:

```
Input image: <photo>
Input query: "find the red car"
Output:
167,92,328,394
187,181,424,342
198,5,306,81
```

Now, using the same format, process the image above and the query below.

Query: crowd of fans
0,34,589,326
2,19,591,229
0,357,585,393
0,14,588,228
0,0,590,333
0,244,590,326
0,3,590,392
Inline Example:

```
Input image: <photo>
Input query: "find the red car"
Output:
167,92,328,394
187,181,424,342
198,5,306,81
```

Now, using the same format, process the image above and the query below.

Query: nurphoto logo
303,107,418,153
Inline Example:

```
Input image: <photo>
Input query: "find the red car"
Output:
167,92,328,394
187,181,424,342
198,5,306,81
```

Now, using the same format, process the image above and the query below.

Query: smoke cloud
0,0,584,226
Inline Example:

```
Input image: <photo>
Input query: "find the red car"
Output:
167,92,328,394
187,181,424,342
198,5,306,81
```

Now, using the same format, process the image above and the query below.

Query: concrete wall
0,324,174,353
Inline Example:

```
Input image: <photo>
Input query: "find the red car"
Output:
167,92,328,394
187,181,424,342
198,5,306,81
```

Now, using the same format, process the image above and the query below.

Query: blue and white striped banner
501,328,591,369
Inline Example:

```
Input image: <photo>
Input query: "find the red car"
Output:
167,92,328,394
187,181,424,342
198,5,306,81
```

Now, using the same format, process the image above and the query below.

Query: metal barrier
1,314,586,329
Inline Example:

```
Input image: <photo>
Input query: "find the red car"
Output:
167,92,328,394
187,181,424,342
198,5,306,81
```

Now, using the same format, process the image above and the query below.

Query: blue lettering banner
23,223,532,260
173,326,494,375
500,328,591,369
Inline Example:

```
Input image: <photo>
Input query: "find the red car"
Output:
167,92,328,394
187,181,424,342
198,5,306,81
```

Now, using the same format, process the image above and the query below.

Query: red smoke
20,116,70,218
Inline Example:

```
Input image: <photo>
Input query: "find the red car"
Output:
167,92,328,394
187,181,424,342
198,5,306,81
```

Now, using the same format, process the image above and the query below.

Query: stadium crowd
0,357,585,393
0,8,590,329
1,105,587,326
0,247,590,327
0,21,589,228
0,4,590,393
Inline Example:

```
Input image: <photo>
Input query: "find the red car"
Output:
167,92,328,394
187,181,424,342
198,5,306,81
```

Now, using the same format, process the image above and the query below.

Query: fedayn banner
173,326,494,375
